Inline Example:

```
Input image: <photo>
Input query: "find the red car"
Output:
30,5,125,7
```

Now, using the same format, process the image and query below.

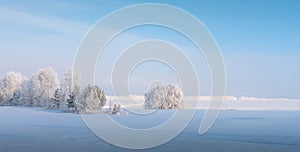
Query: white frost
145,85,184,109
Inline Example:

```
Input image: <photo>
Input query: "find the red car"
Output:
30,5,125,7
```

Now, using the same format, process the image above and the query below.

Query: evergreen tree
112,103,121,115
49,88,64,109
11,90,22,106
60,68,81,111
0,91,3,105
67,92,75,108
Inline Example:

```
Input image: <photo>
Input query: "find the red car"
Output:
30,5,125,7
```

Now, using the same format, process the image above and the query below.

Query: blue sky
0,0,299,98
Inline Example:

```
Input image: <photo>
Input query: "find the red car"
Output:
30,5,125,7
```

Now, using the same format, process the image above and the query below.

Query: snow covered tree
144,85,184,109
17,79,35,106
10,79,35,106
0,80,2,105
0,72,25,105
0,91,3,105
66,92,75,108
107,101,122,115
59,68,81,111
10,90,22,106
49,88,65,109
56,91,78,113
76,85,106,113
112,103,121,115
31,67,59,108
61,68,81,95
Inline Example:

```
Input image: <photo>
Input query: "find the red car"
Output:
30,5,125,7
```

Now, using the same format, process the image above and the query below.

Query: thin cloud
0,6,89,35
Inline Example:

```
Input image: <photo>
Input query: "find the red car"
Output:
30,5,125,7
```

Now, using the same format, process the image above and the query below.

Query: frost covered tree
0,91,3,105
10,90,22,106
59,68,81,111
10,80,34,106
112,103,121,115
31,67,59,108
17,80,35,106
0,72,25,105
66,92,76,109
107,101,122,115
61,68,80,94
0,80,2,104
144,85,184,109
76,85,106,113
49,88,65,109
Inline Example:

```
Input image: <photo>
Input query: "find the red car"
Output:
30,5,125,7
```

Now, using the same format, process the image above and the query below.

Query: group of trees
145,85,184,109
0,67,106,113
0,67,185,113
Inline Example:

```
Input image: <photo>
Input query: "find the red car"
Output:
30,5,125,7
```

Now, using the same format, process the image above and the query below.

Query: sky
0,0,299,98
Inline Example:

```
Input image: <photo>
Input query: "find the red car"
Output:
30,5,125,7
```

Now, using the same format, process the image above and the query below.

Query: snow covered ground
107,96,300,110
1,105,300,152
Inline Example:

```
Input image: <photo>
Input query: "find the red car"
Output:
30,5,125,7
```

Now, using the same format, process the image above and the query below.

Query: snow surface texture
0,106,299,152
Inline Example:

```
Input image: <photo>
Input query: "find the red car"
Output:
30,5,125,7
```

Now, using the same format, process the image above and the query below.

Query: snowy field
107,96,300,110
1,102,300,152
